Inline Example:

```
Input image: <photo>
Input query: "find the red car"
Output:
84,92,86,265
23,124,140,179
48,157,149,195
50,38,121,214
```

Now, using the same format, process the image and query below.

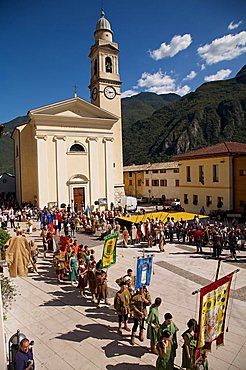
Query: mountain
122,92,180,126
0,116,29,174
123,65,246,165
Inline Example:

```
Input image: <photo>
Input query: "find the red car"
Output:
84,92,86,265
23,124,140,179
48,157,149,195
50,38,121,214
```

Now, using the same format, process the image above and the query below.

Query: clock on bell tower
89,9,121,118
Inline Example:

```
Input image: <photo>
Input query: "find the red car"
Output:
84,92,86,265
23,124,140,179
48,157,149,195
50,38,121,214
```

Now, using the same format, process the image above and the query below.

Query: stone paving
3,223,246,370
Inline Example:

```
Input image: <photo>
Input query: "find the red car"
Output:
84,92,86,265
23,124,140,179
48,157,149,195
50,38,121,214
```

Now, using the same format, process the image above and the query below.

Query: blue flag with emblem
135,256,153,290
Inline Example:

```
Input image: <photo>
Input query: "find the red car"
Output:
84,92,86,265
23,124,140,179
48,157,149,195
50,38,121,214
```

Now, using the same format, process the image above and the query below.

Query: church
12,10,125,210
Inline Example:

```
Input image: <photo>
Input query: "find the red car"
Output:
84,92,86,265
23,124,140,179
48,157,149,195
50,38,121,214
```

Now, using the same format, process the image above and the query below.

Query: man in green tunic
146,297,162,354
130,286,151,345
160,312,179,369
114,281,131,334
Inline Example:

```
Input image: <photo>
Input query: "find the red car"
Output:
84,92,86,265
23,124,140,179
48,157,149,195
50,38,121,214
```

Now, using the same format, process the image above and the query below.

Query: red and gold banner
197,272,234,350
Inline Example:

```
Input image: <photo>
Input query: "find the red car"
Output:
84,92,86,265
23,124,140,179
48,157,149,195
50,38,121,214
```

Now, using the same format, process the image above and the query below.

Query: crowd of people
2,200,245,369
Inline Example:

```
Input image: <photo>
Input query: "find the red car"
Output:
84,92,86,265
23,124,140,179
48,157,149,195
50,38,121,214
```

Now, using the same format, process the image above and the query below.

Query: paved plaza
3,223,246,370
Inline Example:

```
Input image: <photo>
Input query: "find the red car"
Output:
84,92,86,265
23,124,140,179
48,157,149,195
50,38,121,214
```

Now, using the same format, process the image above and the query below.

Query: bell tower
89,9,124,205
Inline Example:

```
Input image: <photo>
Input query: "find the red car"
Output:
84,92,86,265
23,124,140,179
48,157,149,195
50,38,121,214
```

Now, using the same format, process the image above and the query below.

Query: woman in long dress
181,318,198,370
78,261,87,297
69,251,78,285
156,330,172,370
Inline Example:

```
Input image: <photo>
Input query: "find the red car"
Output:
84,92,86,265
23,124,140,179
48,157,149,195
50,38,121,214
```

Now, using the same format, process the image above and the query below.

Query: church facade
12,10,125,210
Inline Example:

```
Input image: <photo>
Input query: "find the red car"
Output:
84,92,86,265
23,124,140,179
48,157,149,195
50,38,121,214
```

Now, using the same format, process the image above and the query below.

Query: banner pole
215,258,222,281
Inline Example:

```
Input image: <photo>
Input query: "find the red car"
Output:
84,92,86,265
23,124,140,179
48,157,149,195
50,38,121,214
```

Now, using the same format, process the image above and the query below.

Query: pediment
29,97,118,121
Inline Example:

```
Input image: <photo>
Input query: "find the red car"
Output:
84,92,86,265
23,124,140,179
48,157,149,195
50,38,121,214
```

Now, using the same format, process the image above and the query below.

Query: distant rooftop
123,161,178,172
173,142,246,160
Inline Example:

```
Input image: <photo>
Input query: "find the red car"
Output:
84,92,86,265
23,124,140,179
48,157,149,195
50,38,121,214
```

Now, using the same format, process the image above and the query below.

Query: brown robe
6,236,31,277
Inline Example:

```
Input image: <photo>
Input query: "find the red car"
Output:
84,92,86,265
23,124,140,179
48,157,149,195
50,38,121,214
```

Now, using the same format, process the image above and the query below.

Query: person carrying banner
156,330,172,370
181,318,198,370
114,281,131,334
130,286,151,345
146,297,162,354
160,312,179,368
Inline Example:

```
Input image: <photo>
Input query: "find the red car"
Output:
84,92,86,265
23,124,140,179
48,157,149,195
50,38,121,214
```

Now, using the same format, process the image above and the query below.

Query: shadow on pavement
106,363,155,370
84,306,117,323
102,340,148,359
55,323,124,343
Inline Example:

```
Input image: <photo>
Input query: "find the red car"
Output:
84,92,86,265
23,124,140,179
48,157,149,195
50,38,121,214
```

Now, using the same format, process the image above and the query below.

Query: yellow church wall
20,123,38,204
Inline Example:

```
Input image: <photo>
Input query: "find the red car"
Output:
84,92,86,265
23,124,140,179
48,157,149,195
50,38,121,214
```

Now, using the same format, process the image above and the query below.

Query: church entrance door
73,187,85,211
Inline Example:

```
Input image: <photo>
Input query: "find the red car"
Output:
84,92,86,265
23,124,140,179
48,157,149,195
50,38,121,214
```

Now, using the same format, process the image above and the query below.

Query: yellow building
123,162,180,200
173,142,246,213
12,10,124,210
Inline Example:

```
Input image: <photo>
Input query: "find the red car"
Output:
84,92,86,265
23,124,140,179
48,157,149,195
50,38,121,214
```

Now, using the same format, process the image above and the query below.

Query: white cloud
185,70,197,80
204,68,232,82
137,70,190,96
228,20,242,30
201,64,206,70
198,31,246,64
121,89,139,98
149,34,192,60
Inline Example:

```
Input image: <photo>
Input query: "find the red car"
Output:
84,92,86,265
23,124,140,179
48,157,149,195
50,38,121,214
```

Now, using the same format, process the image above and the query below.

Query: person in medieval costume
114,281,131,334
160,312,179,368
5,232,31,277
130,286,151,345
146,297,162,354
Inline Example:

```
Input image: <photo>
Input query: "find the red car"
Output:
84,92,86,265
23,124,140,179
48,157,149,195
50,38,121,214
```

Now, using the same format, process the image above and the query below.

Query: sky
0,0,246,123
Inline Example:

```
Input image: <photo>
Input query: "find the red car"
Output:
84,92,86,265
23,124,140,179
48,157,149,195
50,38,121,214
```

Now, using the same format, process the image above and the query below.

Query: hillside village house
123,162,180,201
12,10,124,210
173,142,246,213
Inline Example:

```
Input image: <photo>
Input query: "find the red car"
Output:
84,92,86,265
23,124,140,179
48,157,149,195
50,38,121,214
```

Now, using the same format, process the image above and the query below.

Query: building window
184,194,188,204
173,169,179,173
129,172,132,178
206,196,212,207
16,146,19,158
213,164,219,182
193,195,198,205
217,197,223,208
137,179,142,187
160,179,167,186
186,166,191,182
175,180,179,187
129,180,132,186
94,59,98,75
146,179,149,186
105,56,112,72
239,169,246,176
160,169,166,173
152,180,159,186
69,144,85,152
199,165,204,184
146,170,149,174
152,170,158,173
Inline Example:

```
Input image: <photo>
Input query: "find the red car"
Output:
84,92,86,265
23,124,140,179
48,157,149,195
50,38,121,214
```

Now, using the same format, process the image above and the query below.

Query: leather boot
118,324,123,335
139,329,144,342
130,332,136,345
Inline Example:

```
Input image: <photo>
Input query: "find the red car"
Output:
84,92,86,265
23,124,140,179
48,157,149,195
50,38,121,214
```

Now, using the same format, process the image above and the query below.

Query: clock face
104,86,116,99
91,87,98,101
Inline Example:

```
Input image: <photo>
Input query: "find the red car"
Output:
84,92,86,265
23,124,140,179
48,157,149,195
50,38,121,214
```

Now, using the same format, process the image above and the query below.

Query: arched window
94,59,98,75
69,144,85,152
105,56,112,73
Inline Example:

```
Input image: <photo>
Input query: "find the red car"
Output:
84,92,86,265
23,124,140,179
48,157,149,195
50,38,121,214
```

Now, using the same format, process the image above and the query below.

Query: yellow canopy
117,211,208,224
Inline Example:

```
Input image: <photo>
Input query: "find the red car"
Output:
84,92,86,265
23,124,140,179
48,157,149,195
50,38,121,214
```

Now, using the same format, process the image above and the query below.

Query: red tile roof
173,142,246,160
